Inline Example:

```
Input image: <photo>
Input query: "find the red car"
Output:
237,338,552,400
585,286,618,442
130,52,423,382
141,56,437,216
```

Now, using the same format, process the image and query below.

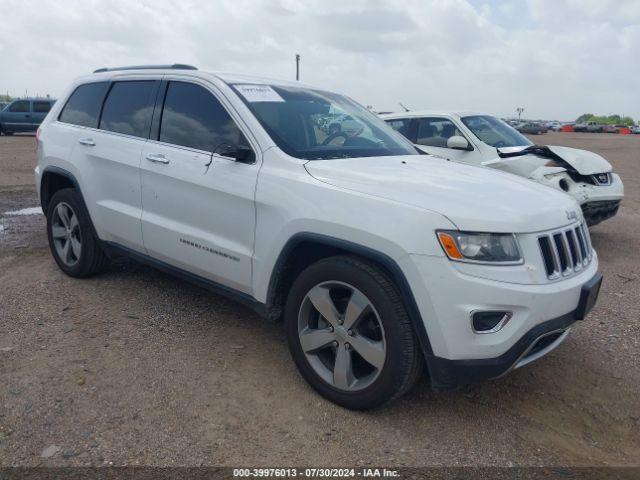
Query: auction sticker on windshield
235,84,284,102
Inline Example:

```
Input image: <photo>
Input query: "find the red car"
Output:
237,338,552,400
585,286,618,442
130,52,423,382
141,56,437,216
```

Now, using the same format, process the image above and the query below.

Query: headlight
437,230,522,264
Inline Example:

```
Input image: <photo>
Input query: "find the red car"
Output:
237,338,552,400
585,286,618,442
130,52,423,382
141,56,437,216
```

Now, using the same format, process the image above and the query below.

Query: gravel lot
0,133,639,467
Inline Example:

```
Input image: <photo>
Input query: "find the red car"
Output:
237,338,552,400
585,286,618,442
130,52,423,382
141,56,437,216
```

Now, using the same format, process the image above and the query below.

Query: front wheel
285,256,423,410
46,188,109,277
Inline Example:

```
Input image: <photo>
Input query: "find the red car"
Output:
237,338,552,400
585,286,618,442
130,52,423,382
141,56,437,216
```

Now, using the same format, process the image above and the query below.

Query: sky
0,0,638,121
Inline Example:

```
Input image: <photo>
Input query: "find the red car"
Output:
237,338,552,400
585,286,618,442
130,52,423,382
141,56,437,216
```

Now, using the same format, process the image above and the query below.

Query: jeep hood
304,155,581,233
486,145,612,176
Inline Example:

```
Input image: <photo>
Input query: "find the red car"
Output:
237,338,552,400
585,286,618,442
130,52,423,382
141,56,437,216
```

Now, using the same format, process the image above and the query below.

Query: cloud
0,0,637,120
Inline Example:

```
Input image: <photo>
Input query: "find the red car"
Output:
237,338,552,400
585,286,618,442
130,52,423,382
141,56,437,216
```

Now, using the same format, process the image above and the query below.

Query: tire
285,255,423,410
46,188,109,277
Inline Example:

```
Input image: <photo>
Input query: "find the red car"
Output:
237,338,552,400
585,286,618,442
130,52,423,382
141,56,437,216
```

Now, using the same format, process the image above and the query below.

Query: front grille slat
582,224,593,258
553,233,569,272
538,221,593,280
561,232,574,270
575,226,588,264
538,237,556,276
550,235,564,274
569,229,583,268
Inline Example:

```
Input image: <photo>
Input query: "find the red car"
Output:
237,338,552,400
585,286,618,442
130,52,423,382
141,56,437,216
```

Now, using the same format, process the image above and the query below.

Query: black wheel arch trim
266,232,435,359
40,166,83,212
40,165,103,242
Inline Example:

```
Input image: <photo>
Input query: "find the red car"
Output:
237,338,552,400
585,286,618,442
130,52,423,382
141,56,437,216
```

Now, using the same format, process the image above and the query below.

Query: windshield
461,115,533,148
231,84,417,160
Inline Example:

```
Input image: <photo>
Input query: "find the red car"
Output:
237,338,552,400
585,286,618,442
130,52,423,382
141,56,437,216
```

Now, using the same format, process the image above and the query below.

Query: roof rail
93,64,197,73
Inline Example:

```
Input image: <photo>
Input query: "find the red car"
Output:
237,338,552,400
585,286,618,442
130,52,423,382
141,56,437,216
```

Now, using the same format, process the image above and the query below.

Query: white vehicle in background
382,111,624,226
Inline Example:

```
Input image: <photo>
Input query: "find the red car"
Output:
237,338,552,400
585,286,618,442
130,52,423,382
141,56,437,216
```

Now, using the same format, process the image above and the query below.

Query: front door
140,80,259,294
414,117,476,164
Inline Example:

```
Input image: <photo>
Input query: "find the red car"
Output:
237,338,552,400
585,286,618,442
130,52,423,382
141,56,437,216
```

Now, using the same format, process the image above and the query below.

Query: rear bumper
427,311,576,390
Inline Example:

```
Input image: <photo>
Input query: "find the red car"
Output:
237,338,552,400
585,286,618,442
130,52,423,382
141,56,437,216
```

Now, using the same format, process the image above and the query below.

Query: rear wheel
285,256,423,410
46,188,109,277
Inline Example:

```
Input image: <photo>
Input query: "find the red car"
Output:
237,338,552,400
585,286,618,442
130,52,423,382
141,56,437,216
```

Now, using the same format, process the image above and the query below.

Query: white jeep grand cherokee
36,65,602,409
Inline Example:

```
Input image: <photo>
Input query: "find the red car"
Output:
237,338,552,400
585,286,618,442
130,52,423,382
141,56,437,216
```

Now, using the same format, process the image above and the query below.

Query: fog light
559,178,569,192
471,311,512,334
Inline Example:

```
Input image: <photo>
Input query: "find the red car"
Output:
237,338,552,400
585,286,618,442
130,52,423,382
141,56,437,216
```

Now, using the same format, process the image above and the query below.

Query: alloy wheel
297,281,386,392
51,202,82,266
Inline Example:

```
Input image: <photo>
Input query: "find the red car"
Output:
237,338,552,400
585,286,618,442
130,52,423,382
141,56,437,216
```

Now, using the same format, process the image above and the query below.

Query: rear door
2,100,31,132
32,100,54,127
140,79,259,293
59,79,158,251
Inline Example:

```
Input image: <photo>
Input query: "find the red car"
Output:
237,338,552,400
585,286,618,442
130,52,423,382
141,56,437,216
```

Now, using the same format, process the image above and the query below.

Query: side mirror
447,135,471,151
217,143,255,164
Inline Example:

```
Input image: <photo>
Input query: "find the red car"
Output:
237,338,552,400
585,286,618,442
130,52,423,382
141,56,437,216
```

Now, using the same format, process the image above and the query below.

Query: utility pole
295,54,300,81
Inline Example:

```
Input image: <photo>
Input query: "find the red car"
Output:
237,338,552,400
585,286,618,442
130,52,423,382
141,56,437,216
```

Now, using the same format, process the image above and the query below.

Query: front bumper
582,199,621,226
536,171,623,226
427,310,578,390
571,173,623,226
399,251,601,390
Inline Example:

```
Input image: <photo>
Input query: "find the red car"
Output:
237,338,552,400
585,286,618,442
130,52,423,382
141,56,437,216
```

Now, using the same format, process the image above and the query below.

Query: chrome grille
591,173,612,186
538,222,592,279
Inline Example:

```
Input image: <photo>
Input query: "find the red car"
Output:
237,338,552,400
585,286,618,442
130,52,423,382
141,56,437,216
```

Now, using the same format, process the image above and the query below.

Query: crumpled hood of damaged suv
485,145,612,176
304,154,581,233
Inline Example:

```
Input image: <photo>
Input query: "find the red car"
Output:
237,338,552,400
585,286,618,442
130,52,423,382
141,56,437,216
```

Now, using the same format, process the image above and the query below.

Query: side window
99,81,156,138
9,101,30,113
59,82,109,128
385,119,411,138
159,81,246,152
33,101,52,113
417,118,464,148
33,101,53,113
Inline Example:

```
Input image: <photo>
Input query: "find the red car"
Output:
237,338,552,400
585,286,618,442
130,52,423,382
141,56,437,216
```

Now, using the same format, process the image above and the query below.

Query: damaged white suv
382,111,624,226
36,66,602,409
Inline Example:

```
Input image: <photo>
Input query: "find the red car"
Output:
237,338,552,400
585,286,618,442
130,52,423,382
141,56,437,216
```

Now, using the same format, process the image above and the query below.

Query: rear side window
99,81,156,138
33,101,53,113
159,81,245,152
59,82,109,128
9,101,30,113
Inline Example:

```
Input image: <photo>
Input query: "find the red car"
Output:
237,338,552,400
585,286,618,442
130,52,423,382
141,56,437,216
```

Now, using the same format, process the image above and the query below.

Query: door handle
78,138,95,146
145,153,169,164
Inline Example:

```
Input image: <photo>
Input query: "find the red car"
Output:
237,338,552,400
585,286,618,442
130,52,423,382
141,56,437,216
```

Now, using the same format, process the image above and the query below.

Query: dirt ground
0,132,639,467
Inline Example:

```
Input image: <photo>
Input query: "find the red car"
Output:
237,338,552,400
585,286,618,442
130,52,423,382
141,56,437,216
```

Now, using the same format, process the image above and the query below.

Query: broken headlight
437,231,523,264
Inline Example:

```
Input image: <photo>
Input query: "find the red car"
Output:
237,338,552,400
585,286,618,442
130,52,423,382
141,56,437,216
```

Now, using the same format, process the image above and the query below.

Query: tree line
575,113,636,126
